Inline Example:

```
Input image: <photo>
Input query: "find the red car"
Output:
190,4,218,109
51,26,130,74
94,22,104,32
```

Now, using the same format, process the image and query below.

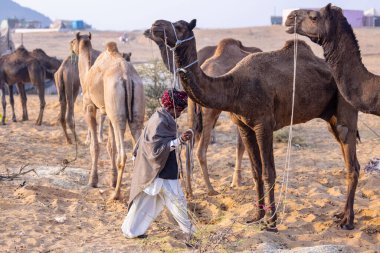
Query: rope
241,16,299,226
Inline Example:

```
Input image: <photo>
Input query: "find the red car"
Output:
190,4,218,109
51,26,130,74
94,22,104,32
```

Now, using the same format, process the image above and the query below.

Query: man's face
165,107,184,118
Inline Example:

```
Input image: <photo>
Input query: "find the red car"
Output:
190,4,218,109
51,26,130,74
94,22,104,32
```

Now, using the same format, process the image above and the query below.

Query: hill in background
0,0,51,27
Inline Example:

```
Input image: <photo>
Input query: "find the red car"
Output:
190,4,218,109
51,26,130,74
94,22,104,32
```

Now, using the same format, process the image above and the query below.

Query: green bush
136,60,172,117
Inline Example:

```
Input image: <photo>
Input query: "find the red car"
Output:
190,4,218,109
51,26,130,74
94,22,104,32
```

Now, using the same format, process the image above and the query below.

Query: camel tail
124,77,133,122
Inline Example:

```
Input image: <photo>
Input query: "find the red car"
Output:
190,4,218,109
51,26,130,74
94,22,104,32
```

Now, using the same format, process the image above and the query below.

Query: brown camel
145,30,262,195
77,34,145,200
286,4,380,116
149,19,360,230
55,38,133,144
0,46,46,125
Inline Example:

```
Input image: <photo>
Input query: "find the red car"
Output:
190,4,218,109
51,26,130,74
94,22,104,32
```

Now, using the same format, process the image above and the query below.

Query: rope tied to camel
246,16,299,226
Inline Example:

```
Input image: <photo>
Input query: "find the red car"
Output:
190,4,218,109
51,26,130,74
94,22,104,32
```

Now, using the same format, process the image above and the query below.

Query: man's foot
136,234,148,239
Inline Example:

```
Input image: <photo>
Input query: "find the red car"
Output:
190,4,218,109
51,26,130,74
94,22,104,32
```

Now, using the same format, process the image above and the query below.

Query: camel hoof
340,223,355,230
264,226,278,233
207,190,219,196
88,181,98,188
230,181,242,188
35,121,42,126
66,139,72,145
109,192,120,200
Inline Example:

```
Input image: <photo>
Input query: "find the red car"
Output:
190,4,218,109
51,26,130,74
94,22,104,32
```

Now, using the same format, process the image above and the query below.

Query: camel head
285,3,343,45
70,38,79,55
149,19,196,49
75,32,92,54
146,19,196,72
122,52,132,62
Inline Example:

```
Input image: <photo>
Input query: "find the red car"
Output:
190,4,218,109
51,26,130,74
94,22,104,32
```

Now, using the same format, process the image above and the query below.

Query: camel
55,38,133,144
145,29,262,195
148,19,360,230
144,29,261,197
76,33,145,200
285,4,380,116
0,46,46,125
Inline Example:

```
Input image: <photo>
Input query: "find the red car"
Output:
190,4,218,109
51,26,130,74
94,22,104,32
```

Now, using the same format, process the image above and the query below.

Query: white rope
244,16,299,227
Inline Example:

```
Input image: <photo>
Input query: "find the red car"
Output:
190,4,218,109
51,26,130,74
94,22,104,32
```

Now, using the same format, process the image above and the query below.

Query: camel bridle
163,22,198,74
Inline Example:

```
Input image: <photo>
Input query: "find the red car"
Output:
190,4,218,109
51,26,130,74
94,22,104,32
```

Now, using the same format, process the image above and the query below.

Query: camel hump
214,38,241,55
106,42,119,54
283,39,311,51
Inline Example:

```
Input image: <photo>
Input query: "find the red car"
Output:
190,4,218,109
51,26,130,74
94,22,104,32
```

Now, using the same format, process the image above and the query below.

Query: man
121,88,195,240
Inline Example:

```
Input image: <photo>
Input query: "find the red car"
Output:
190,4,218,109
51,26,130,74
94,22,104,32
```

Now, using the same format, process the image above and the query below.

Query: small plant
136,60,172,117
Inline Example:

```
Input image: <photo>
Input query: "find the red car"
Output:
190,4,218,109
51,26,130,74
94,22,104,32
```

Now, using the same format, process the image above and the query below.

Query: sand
1,25,380,252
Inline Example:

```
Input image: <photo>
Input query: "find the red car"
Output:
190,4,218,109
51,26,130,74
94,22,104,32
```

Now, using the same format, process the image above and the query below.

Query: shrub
136,60,172,117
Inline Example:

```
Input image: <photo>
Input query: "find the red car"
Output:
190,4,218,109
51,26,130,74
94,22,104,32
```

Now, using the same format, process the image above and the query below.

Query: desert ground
1,25,380,252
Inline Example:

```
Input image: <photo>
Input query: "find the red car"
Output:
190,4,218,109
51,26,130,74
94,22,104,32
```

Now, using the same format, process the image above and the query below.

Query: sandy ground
1,26,380,252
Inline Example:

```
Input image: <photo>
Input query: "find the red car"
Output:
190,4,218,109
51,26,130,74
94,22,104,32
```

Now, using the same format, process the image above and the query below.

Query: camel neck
322,20,368,83
321,18,380,115
78,48,92,87
173,42,237,112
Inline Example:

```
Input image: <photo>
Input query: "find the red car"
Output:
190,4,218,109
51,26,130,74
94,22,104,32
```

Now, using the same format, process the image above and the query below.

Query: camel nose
285,11,297,26
143,29,151,38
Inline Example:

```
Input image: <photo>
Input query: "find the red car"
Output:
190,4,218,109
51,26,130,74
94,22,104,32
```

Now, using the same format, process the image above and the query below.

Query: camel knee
336,125,349,143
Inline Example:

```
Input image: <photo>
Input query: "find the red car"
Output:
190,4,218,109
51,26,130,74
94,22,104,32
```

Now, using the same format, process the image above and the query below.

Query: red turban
161,88,188,111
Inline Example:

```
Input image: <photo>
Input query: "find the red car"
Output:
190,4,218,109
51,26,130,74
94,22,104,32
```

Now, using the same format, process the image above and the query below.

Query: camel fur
77,33,145,200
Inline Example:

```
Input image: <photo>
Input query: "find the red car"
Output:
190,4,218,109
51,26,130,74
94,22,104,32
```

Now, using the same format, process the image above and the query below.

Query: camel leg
1,85,6,125
85,104,99,187
66,92,77,144
128,119,144,146
328,98,359,230
231,126,245,187
16,83,28,121
56,75,71,144
237,123,265,222
35,83,46,125
98,113,106,143
195,109,221,196
253,123,277,229
110,120,126,200
106,122,117,188
9,85,16,122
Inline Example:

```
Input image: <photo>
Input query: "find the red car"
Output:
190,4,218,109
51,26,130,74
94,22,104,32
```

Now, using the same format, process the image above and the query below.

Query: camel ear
325,3,332,12
89,32,92,40
188,19,197,31
128,52,132,57
76,32,80,41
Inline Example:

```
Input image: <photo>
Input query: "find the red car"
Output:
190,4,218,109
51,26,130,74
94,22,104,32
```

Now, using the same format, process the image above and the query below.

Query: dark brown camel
145,29,262,195
0,46,46,125
286,4,380,116
149,19,360,230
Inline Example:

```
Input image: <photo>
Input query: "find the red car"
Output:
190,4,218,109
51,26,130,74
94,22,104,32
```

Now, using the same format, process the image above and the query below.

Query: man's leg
161,180,195,235
121,191,164,238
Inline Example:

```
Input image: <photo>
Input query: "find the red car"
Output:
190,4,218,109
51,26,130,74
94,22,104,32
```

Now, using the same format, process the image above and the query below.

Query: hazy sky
12,0,380,31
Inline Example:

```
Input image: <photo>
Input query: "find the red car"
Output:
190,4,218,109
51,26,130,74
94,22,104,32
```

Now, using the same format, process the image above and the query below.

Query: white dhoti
121,178,195,238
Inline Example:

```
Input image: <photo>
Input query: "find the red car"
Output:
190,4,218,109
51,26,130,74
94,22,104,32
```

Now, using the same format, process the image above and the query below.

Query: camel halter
163,23,199,76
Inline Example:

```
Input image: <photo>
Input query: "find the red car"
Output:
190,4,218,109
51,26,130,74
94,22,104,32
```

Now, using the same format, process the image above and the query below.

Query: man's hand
180,130,193,142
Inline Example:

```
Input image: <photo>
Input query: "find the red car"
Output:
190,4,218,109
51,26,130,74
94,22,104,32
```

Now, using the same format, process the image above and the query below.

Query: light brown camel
286,4,380,116
77,34,145,200
55,38,133,144
0,46,46,125
149,19,360,230
145,30,262,195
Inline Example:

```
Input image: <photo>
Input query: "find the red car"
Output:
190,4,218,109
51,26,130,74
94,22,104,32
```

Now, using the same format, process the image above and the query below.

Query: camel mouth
143,29,152,38
150,26,166,41
286,26,295,34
